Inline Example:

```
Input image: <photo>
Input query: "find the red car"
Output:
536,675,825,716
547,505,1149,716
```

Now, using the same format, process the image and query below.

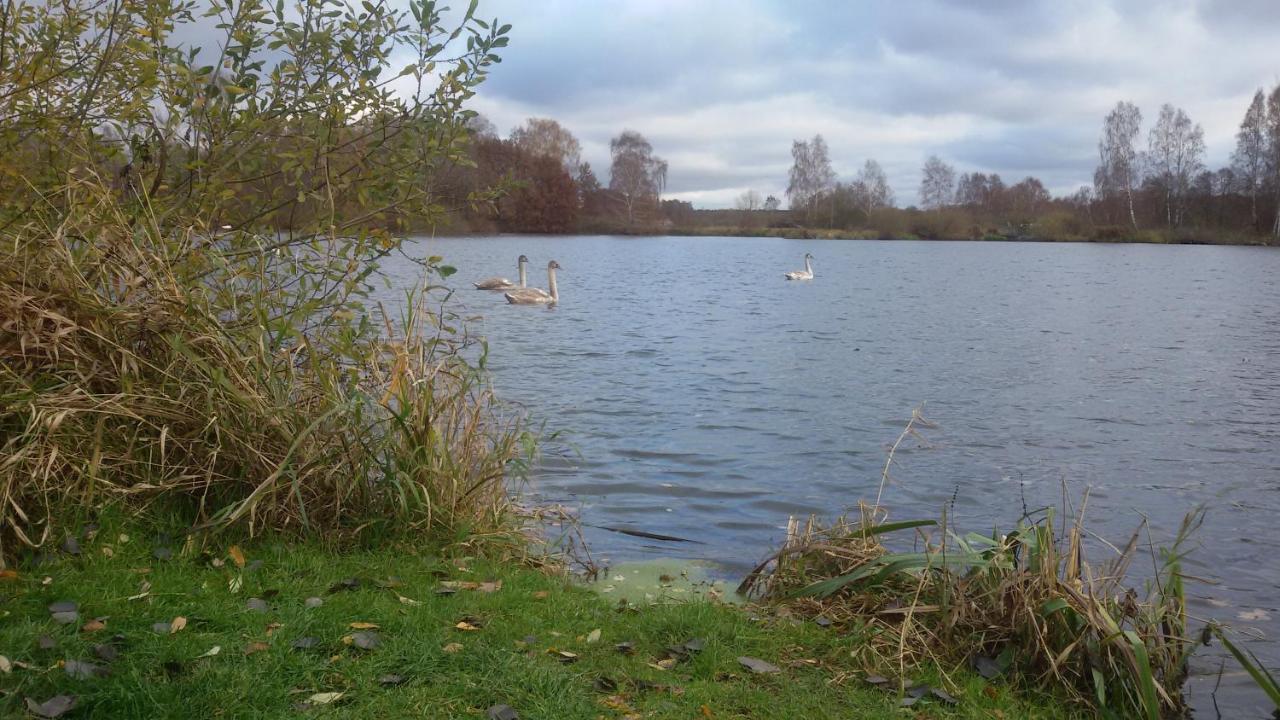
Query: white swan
784,253,814,280
505,260,560,305
474,255,528,290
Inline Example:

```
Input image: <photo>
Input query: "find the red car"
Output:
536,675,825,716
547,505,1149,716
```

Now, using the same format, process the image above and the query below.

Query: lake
386,234,1280,715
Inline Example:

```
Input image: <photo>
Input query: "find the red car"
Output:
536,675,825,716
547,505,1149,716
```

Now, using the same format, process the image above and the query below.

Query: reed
0,180,532,562
738,498,1203,718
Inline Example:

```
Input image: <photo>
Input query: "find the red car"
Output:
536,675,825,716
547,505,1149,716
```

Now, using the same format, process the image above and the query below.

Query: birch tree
1095,101,1143,229
919,155,955,210
608,130,667,227
1232,90,1268,230
1146,103,1205,228
858,159,894,209
1268,86,1280,238
786,134,835,224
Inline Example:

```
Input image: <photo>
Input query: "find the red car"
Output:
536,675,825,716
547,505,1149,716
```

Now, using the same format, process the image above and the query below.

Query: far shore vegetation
2,0,1277,717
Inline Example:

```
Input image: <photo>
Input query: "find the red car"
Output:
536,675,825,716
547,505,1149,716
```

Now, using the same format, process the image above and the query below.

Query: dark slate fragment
63,659,106,680
245,598,269,613
487,705,519,720
37,635,57,650
47,601,78,614
93,644,119,662
51,611,79,625
350,631,380,650
974,655,1003,680
931,688,959,704
60,536,81,556
24,695,77,719
377,674,407,687
152,547,174,561
737,656,781,674
291,637,320,651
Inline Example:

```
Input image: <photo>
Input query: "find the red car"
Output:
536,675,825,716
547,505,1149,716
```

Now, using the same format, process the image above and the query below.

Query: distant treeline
445,87,1280,245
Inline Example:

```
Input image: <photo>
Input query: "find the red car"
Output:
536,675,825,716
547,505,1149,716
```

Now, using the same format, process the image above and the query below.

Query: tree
785,134,835,224
608,130,667,227
763,195,781,211
465,113,498,139
1232,90,1268,230
510,118,581,173
919,155,955,211
857,160,894,209
1267,86,1280,238
735,189,762,211
1146,103,1205,228
1095,101,1143,229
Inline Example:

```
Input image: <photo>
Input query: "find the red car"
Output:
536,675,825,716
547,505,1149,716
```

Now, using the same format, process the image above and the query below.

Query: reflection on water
382,235,1280,715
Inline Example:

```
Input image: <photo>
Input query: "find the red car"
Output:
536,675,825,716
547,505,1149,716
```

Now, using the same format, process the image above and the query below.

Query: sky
460,0,1280,209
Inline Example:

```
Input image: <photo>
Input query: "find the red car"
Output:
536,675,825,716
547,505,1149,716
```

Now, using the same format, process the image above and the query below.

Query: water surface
385,235,1280,715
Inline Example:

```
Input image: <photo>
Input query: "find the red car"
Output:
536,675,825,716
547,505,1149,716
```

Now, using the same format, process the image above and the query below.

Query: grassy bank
664,224,1276,245
0,525,1078,719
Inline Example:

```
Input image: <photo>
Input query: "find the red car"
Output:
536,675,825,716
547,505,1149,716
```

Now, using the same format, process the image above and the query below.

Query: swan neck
518,261,527,287
548,268,558,301
805,256,812,273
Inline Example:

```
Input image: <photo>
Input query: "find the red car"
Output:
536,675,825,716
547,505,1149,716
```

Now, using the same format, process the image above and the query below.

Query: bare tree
1232,90,1268,230
1268,86,1280,238
858,159,894,209
1095,101,1143,229
465,113,498,139
608,130,667,227
786,134,835,224
918,155,955,211
1147,103,1205,228
763,195,781,211
511,118,581,173
735,189,762,211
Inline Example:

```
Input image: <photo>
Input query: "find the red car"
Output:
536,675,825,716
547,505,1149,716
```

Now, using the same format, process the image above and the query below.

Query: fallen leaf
348,622,379,630
265,622,283,636
228,575,243,594
24,695,77,718
737,657,781,674
550,650,578,664
81,618,107,633
395,594,420,606
63,659,106,680
532,590,549,600
100,546,114,558
651,658,677,670
442,642,463,653
210,558,225,568
195,646,221,659
127,581,151,601
586,629,602,644
228,546,245,569
487,704,519,720
701,705,713,717
0,655,10,673
593,676,618,693
478,581,502,593
305,692,344,705
305,597,324,608
0,569,18,581
615,641,635,655
455,621,481,631
244,642,270,656
169,616,187,634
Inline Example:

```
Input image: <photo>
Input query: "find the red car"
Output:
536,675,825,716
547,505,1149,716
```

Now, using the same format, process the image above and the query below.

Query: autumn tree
786,134,835,224
919,155,955,210
510,118,581,173
1146,104,1205,228
1095,101,1143,229
608,130,667,227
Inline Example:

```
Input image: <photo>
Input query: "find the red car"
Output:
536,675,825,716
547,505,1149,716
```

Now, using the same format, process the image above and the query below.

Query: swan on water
505,260,560,304
474,255,528,290
784,253,814,280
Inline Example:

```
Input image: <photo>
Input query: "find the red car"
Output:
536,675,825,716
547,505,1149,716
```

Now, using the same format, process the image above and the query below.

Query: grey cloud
465,0,1280,207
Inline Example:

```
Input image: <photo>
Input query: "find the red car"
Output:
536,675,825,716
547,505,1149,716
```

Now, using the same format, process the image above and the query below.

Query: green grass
0,526,1079,719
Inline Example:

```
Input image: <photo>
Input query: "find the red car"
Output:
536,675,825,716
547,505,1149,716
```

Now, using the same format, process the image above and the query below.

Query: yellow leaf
244,642,269,655
586,629,601,644
306,692,344,705
169,616,187,634
81,619,107,633
349,622,379,630
532,590,549,600
228,546,245,568
455,621,480,631
442,642,463,653
395,594,420,606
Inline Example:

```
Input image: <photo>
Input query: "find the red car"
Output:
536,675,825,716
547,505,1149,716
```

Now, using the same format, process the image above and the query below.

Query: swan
474,255,528,290
784,253,814,280
505,260,560,305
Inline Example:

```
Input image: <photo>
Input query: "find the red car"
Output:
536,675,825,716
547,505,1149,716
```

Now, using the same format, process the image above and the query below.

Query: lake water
386,234,1280,715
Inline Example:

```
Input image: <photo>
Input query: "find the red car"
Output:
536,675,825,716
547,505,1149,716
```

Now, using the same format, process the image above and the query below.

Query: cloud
460,0,1280,207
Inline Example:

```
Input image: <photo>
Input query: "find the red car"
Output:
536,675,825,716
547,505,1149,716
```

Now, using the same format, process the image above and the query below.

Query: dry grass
739,500,1202,719
0,176,532,563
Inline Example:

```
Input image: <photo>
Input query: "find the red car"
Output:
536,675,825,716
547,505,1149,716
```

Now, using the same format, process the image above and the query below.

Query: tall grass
0,177,531,562
739,498,1203,718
